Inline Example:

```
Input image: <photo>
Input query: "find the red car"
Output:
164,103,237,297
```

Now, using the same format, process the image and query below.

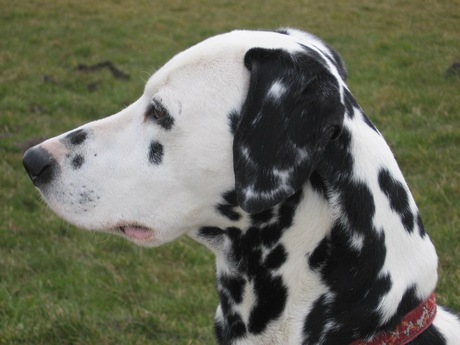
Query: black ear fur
233,47,345,213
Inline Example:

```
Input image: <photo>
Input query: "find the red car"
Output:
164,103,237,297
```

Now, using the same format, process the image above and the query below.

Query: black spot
277,191,303,229
223,190,238,205
219,274,246,304
337,180,376,234
250,209,274,224
228,110,241,135
198,226,226,248
145,100,175,130
66,129,87,146
260,223,283,248
71,154,84,170
264,244,287,270
148,141,164,165
214,319,225,345
217,204,241,221
248,274,287,334
343,88,358,118
216,283,247,343
308,237,330,271
216,190,241,221
309,170,328,199
225,312,247,340
416,214,427,238
321,127,354,181
302,294,329,344
199,226,226,239
378,168,414,233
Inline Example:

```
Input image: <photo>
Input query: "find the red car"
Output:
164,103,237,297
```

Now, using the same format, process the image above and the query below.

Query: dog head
23,29,348,246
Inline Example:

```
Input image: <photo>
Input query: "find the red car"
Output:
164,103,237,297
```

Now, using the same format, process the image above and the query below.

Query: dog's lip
116,224,154,241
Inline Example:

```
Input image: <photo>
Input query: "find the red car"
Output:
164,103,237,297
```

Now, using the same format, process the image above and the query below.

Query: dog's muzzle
23,147,56,187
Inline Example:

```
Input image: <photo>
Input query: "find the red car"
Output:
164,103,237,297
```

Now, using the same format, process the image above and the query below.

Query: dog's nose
23,147,56,186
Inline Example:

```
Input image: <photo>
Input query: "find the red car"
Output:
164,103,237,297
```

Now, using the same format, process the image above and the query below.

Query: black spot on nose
23,147,57,186
66,129,87,146
71,154,85,170
148,141,164,165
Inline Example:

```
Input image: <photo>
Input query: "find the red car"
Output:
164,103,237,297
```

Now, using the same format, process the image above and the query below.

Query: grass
0,0,459,343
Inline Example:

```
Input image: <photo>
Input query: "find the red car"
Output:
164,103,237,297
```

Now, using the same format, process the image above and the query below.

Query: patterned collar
350,293,437,345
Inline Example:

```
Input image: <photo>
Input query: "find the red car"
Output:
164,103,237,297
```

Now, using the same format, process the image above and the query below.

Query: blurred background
1,1,458,344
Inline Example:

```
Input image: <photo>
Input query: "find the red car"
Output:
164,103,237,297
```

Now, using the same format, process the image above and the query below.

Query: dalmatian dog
23,29,459,344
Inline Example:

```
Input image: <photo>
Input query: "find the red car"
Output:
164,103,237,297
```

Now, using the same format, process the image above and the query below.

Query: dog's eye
145,100,175,130
145,101,168,120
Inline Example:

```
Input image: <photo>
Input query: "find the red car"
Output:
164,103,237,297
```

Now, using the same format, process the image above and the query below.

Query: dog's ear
233,48,345,213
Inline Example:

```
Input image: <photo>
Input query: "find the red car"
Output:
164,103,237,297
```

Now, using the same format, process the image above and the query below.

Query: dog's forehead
144,30,331,95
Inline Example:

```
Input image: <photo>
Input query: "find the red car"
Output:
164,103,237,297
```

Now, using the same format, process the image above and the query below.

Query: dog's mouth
117,224,155,241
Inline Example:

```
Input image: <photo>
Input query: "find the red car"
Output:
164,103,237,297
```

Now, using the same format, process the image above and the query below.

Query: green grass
1,0,459,343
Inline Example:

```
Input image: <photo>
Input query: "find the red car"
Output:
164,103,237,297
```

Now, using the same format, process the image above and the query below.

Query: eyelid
145,100,169,120
144,99,175,130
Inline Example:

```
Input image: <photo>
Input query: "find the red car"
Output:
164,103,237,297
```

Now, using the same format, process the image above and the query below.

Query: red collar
350,293,437,345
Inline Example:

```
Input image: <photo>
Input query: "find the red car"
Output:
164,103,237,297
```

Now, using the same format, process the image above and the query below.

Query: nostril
23,147,56,186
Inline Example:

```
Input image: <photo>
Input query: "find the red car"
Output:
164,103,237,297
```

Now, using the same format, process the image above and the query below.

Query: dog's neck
193,188,330,344
191,113,438,344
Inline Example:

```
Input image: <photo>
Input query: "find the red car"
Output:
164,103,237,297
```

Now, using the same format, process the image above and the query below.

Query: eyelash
145,101,168,120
